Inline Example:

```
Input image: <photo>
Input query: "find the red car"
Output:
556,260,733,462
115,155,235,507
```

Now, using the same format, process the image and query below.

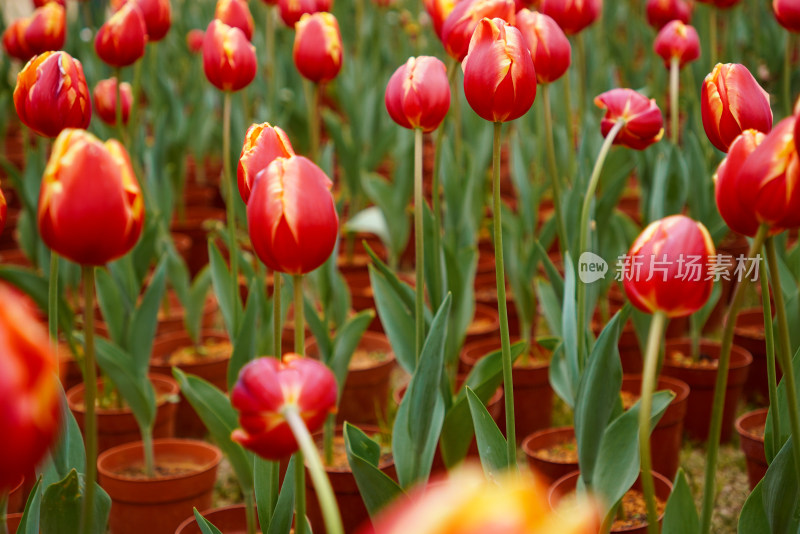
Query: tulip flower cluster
95,2,148,68
112,0,172,41
2,2,65,62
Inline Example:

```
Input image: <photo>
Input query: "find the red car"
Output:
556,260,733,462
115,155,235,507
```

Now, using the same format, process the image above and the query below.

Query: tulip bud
112,0,171,41
424,0,458,38
293,12,343,83
93,78,133,126
203,20,257,92
623,215,716,318
95,2,148,68
385,56,451,132
441,0,515,62
735,117,800,231
0,189,6,236
696,0,741,7
215,0,255,41
515,9,571,84
646,0,692,29
462,17,536,123
38,129,144,265
0,283,61,490
714,130,766,237
594,88,664,150
774,0,800,32
14,51,92,138
653,20,700,69
247,156,339,275
278,0,332,28
237,123,295,203
186,29,204,53
701,63,773,152
231,355,337,460
538,0,602,35
2,3,66,62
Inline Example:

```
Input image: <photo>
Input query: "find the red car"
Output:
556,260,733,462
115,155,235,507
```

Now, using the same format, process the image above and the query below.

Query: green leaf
47,388,86,484
330,311,375,395
738,480,769,533
765,344,800,462
369,265,416,374
208,240,241,338
173,369,255,490
761,436,800,533
662,469,699,534
40,470,111,534
345,423,404,518
254,459,276,533
228,280,260,390
466,387,508,477
535,278,562,338
127,259,167,378
17,477,42,534
193,509,224,534
186,267,213,346
95,267,127,347
266,455,297,534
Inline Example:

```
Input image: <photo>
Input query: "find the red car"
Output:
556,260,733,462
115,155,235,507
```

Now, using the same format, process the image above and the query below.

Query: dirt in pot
666,350,718,369
317,434,392,470
115,461,199,479
162,340,232,366
746,423,766,440
349,350,391,371
612,489,667,531
533,438,578,463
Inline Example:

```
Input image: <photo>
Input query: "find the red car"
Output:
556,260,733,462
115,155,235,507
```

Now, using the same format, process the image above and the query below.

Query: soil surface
116,462,198,479
611,489,666,531
533,438,578,464
349,349,391,370
162,340,231,366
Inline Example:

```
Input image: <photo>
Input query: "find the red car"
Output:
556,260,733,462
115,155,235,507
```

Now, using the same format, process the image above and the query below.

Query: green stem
576,33,587,125
492,122,517,464
576,120,625,369
414,128,425,362
49,252,59,353
0,491,7,534
563,70,576,178
273,272,282,357
222,92,240,333
709,8,717,69
244,489,257,534
431,122,445,311
323,412,335,467
304,81,321,163
638,311,668,534
699,224,769,534
446,58,462,166
80,265,97,534
128,59,143,155
760,249,780,459
284,408,344,534
294,275,304,355
765,237,800,480
542,84,568,253
114,68,129,147
265,6,276,112
142,428,155,478
294,451,306,534
669,57,680,146
784,34,793,118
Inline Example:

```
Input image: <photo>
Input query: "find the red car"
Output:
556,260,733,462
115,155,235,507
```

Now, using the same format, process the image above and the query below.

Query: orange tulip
385,56,451,132
38,129,144,266
538,0,602,35
278,0,332,28
515,9,572,84
0,283,61,490
112,0,171,41
95,2,148,68
2,3,65,62
774,0,800,32
594,88,664,150
0,189,6,236
646,0,692,29
714,130,766,237
14,51,92,138
215,0,255,41
293,12,343,83
441,0,515,61
247,155,339,275
202,19,257,92
653,20,700,69
237,123,295,203
93,78,133,126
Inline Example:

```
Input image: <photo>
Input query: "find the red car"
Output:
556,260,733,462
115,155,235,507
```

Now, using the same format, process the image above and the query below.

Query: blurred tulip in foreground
441,0,515,62
112,0,171,41
774,0,800,32
594,88,664,150
2,3,65,62
701,63,773,152
538,0,602,35
237,123,295,203
203,19,257,92
33,0,66,6
646,0,692,29
0,189,6,236
231,355,337,460
516,9,571,84
278,0,332,28
714,129,766,237
293,12,343,83
38,129,144,265
0,283,61,490
93,78,132,126
385,56,451,132
95,2,148,68
654,20,700,69
215,0,255,41
14,51,92,138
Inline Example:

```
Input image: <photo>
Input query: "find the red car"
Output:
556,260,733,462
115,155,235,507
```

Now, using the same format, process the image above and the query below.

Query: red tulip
14,51,92,138
441,0,515,62
203,19,257,92
38,129,144,266
93,78,133,126
538,0,602,35
696,0,741,7
774,0,800,32
594,88,664,150
462,17,536,123
186,29,205,53
95,2,148,68
293,12,343,83
515,9,571,84
385,56,451,132
2,3,66,62
0,189,6,236
701,63,773,152
112,0,171,41
646,0,692,29
0,283,61,490
623,215,716,318
237,123,295,203
247,156,339,275
33,0,66,6
714,130,766,237
735,117,800,231
278,0,332,28
231,355,337,460
215,0,255,41
424,0,459,38
653,20,700,69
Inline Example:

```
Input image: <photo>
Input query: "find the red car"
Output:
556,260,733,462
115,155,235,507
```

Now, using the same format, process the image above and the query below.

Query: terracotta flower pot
660,338,752,442
175,504,261,534
463,304,500,346
522,426,578,486
460,338,552,437
621,375,689,480
306,331,396,425
155,291,220,338
169,207,226,276
548,470,673,533
473,271,525,339
734,308,778,404
149,330,231,438
67,375,180,453
341,270,382,332
97,438,222,534
736,408,768,490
